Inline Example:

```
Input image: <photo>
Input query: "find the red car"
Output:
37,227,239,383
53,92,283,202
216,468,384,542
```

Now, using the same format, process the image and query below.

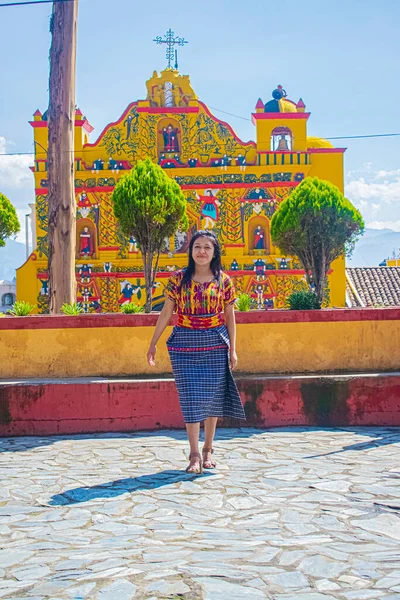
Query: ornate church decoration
20,55,346,312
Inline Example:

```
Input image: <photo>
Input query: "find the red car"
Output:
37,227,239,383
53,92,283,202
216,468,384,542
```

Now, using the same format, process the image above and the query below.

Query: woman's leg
203,417,218,468
185,422,201,472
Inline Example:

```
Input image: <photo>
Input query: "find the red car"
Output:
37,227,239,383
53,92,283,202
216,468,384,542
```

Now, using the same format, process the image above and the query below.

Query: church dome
307,136,333,149
264,86,298,113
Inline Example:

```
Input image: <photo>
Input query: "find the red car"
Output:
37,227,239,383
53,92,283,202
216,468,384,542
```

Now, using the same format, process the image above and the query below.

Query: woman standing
147,230,246,474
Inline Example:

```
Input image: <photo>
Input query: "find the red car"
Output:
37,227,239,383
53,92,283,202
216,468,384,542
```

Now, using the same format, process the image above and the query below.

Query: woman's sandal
202,447,217,469
186,452,203,474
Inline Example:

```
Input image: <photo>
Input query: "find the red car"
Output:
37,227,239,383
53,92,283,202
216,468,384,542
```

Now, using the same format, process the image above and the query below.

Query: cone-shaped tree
271,177,364,304
0,193,20,247
112,159,188,312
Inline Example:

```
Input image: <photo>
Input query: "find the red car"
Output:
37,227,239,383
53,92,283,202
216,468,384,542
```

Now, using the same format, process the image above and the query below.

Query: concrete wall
0,308,399,378
1,373,399,436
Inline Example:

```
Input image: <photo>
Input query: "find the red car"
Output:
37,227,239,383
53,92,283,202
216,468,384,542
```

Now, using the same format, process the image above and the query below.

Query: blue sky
1,0,400,244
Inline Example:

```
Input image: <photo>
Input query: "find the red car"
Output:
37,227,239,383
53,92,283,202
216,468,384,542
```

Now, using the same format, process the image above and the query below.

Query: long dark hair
181,230,222,288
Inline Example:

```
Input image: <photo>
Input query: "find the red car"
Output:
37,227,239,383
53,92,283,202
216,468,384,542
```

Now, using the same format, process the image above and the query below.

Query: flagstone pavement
0,427,400,600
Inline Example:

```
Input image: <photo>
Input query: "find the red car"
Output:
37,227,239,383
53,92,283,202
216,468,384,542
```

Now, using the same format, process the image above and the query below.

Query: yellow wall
1,315,399,378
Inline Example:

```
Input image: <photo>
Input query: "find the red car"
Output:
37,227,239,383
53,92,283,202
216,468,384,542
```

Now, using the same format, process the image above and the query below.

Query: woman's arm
147,297,175,366
224,302,237,370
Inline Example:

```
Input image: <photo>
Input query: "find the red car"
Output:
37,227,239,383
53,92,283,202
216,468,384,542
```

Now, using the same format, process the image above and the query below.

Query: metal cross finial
153,29,188,69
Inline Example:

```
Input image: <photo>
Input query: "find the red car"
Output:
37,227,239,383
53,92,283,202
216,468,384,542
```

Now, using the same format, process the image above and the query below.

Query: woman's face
192,236,215,266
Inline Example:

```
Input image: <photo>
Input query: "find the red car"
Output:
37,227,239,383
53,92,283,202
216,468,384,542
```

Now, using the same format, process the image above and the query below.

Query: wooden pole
47,0,79,313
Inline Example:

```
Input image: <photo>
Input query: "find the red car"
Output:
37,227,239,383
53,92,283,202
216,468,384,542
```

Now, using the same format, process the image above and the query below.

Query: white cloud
375,169,400,179
346,177,400,203
366,220,400,233
345,165,400,233
0,137,33,189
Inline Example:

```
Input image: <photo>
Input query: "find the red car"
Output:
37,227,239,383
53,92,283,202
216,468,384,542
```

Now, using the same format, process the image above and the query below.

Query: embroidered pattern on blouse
164,271,236,316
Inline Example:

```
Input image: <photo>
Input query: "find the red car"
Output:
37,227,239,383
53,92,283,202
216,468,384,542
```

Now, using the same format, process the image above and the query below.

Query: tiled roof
346,267,400,307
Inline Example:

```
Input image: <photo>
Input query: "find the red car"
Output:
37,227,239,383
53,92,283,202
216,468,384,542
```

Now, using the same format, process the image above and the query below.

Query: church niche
76,219,97,260
158,117,181,159
248,218,270,254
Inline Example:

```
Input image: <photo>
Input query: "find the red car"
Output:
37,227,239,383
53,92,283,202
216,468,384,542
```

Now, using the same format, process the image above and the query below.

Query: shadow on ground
305,427,400,458
48,469,214,506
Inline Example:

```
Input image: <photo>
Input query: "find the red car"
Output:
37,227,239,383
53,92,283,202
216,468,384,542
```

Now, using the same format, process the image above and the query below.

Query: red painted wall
1,373,399,436
1,307,400,330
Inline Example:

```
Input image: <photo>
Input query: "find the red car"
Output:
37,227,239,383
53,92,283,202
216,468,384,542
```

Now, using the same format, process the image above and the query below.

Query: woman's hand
147,344,157,367
230,349,238,370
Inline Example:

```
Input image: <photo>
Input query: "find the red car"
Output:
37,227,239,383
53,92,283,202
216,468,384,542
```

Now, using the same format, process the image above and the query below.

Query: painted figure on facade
124,114,134,139
236,154,246,169
89,300,102,313
254,258,267,280
161,124,180,152
253,225,266,250
78,192,91,218
119,281,139,305
255,284,264,309
108,158,123,173
264,298,274,309
152,85,163,106
79,227,93,257
78,264,92,282
279,258,289,269
198,190,221,229
92,159,104,172
81,287,92,302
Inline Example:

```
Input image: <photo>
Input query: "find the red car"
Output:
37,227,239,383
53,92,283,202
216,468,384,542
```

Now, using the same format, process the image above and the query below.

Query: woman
147,230,246,474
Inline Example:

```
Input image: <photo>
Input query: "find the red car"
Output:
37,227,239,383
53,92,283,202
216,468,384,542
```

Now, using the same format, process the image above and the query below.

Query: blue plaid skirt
167,324,246,424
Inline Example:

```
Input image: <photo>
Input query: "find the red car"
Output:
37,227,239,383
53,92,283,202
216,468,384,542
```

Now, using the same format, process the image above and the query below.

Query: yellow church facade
17,68,346,313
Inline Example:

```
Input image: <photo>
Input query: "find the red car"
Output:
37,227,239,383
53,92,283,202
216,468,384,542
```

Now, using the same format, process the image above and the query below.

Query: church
17,35,347,312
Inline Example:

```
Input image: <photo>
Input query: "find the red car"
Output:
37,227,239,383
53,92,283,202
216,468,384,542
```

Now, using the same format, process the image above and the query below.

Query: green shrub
287,290,321,310
61,302,83,316
236,293,251,312
120,302,144,314
8,301,36,316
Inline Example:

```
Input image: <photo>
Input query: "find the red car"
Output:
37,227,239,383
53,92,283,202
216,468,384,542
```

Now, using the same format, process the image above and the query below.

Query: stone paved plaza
1,427,400,600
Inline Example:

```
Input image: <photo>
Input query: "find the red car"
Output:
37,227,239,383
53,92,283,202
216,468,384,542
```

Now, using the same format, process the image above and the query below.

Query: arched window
2,293,15,307
271,126,293,151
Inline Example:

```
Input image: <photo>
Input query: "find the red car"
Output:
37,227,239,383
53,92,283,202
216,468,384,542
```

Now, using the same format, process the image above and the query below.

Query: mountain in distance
0,239,28,281
0,229,399,279
347,228,400,267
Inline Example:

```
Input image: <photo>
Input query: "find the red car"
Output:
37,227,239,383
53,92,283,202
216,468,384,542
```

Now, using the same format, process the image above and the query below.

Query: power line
327,133,400,140
208,105,252,122
0,0,74,7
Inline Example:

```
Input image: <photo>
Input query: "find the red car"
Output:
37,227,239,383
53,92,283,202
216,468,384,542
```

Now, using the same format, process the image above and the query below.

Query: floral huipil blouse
164,270,236,329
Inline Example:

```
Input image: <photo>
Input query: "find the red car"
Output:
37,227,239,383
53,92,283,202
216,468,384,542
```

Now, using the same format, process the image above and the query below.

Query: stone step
1,371,400,436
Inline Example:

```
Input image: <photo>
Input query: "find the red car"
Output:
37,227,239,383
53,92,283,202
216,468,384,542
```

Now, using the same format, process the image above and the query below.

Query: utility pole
47,0,79,313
